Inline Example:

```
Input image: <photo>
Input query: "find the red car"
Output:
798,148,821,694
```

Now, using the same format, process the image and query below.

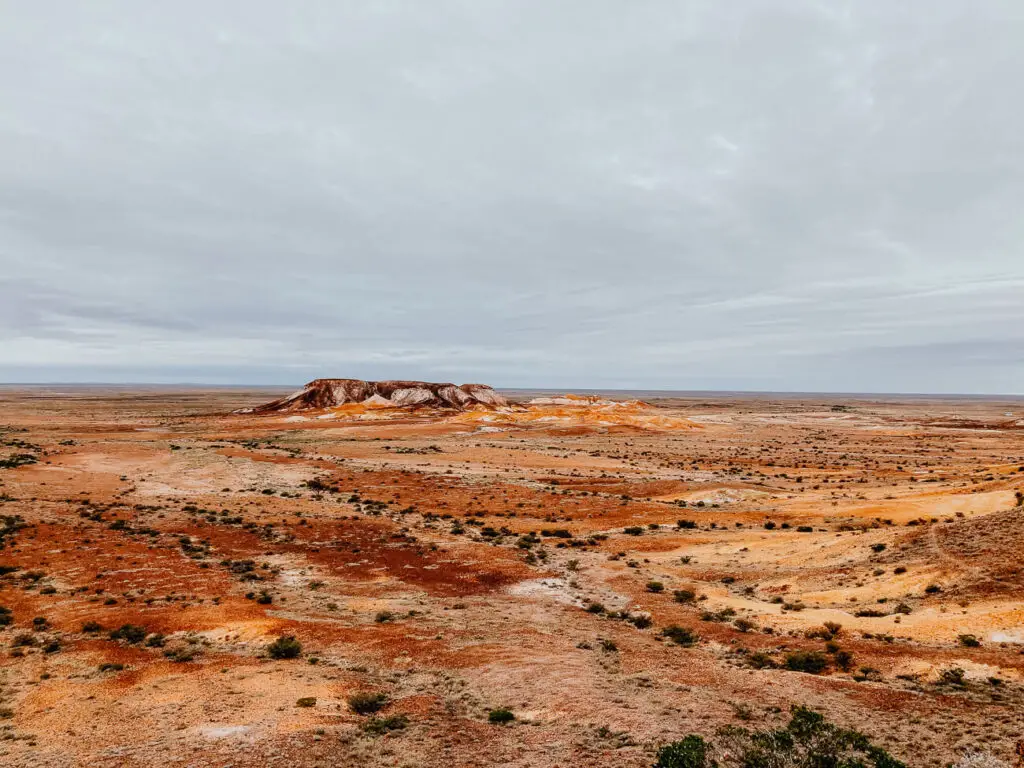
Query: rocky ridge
239,378,507,413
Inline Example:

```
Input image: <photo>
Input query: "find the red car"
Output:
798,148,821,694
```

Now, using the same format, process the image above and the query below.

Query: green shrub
746,651,776,669
488,708,515,724
673,589,697,604
363,714,408,734
348,691,388,715
714,705,907,767
958,634,981,648
296,697,316,708
662,625,700,647
267,635,302,660
109,624,147,644
655,735,710,768
646,581,665,593
785,651,829,674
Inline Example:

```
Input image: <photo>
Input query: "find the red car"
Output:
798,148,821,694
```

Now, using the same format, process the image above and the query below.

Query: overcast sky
1,2,1022,393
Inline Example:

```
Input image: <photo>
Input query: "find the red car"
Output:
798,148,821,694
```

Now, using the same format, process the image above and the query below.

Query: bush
713,705,907,767
655,735,710,768
958,634,981,648
673,588,697,603
110,624,147,644
0,606,11,627
646,581,665,593
747,651,776,669
296,697,316,708
488,708,515,724
785,651,829,674
81,621,103,633
267,635,302,659
348,691,388,715
733,618,756,633
623,526,644,536
662,625,700,647
363,714,409,735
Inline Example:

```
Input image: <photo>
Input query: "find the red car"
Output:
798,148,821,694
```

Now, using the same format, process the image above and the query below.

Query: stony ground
0,386,1022,767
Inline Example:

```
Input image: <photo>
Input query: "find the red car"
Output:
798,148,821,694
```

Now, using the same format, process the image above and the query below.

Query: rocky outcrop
239,378,507,414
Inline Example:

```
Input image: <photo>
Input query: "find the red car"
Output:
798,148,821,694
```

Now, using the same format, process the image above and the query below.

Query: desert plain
0,385,1022,767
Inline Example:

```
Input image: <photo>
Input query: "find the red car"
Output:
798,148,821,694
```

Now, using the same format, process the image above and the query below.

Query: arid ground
1,386,1022,767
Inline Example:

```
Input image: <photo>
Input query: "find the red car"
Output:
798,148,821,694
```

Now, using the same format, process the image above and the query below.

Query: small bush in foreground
655,735,709,768
348,691,388,715
488,708,515,724
662,625,700,647
109,624,147,644
363,714,409,735
267,635,302,659
785,650,829,674
659,706,907,768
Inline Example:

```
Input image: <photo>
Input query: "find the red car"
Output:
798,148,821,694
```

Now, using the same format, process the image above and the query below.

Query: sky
1,1,1022,394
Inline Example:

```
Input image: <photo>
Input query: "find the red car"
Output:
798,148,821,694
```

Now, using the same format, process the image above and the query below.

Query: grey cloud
0,1,1022,393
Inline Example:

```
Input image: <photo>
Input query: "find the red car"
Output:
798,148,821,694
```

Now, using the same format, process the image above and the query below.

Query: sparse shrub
585,602,605,614
488,708,515,724
110,624,147,644
655,735,710,768
296,697,317,708
627,613,652,629
747,651,776,669
924,583,942,594
81,621,102,633
733,618,757,633
940,667,967,687
833,650,855,671
375,610,395,623
713,705,907,767
958,634,981,648
662,625,700,647
0,605,11,627
673,589,697,604
267,635,302,659
785,650,829,674
623,526,644,536
163,646,198,663
646,580,665,593
363,714,409,734
348,691,388,715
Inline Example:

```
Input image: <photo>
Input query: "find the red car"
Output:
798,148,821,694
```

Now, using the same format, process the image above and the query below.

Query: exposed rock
238,378,507,414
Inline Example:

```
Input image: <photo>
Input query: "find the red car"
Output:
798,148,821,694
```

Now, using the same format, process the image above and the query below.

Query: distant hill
237,378,507,413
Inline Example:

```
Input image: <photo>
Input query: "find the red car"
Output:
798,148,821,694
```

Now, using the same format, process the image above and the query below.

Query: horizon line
1,382,1022,399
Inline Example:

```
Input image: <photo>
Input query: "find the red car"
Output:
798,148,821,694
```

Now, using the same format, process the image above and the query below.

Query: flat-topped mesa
240,378,507,414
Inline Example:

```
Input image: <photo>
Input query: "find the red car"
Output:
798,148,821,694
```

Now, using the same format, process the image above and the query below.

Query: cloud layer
1,2,1022,392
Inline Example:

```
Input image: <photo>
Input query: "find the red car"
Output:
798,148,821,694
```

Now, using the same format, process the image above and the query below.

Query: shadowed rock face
242,378,507,413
